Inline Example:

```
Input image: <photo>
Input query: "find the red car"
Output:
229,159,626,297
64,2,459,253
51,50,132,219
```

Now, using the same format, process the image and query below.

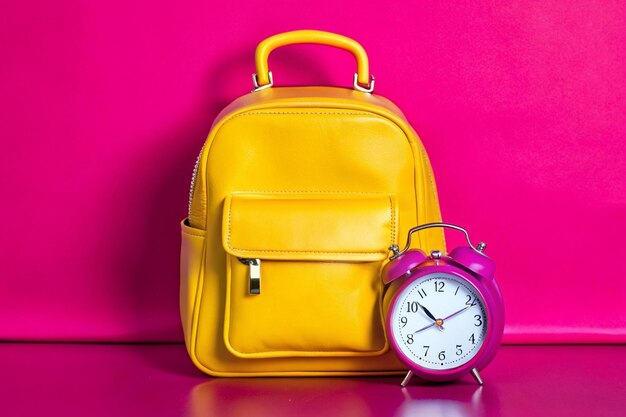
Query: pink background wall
1,1,624,343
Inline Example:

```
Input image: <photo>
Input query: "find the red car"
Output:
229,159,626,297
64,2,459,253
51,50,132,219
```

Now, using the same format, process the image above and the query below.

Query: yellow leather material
223,193,395,262
180,220,206,348
254,30,371,87
188,87,441,240
222,193,394,358
182,84,445,376
225,257,388,358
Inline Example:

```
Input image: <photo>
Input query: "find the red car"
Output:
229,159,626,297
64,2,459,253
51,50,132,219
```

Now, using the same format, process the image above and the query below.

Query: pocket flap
222,193,397,262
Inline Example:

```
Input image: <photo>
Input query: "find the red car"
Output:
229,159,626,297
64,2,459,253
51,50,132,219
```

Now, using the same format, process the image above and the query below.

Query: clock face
390,272,488,371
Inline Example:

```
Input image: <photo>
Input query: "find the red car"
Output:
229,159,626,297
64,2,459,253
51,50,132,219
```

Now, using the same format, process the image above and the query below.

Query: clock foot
470,368,483,385
400,370,413,387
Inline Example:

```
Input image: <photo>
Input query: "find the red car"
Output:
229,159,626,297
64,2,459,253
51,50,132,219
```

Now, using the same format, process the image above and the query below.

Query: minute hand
442,305,471,321
413,306,471,335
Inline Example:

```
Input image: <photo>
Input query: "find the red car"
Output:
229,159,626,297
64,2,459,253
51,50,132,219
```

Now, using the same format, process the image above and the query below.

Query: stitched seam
389,196,396,245
227,196,233,253
231,191,389,195
229,248,387,255
227,111,371,122
233,348,386,354
225,253,386,355
226,193,393,255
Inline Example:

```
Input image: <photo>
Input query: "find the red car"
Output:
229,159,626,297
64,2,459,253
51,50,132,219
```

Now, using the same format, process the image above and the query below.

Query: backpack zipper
239,258,261,295
188,143,206,220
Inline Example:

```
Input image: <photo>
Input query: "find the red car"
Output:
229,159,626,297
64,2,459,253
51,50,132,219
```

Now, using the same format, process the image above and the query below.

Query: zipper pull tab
239,258,261,295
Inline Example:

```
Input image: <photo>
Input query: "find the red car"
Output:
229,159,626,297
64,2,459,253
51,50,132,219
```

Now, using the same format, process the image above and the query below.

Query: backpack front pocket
222,192,397,358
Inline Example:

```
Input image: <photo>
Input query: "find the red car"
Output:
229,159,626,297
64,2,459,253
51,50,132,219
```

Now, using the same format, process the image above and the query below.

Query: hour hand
417,302,437,322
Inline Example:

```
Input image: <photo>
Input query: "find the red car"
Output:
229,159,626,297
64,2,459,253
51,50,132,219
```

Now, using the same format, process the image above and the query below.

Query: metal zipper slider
239,258,261,295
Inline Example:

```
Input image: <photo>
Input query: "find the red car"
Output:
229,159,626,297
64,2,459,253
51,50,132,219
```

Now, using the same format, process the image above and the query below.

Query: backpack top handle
252,30,374,93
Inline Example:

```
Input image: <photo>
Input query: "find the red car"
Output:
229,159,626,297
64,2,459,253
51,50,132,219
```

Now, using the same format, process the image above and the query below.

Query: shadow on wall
102,45,337,342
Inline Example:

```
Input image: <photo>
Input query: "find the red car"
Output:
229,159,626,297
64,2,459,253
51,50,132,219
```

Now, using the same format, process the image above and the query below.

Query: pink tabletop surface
2,343,625,417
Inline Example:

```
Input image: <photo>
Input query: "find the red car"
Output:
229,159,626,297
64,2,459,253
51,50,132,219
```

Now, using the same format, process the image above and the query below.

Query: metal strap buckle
252,71,273,92
252,71,374,93
353,73,375,93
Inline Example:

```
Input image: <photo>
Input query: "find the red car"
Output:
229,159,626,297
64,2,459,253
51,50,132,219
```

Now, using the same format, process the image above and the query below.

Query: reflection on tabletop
188,376,495,417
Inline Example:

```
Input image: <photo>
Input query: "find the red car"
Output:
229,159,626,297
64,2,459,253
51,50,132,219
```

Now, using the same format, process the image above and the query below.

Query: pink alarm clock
382,223,504,386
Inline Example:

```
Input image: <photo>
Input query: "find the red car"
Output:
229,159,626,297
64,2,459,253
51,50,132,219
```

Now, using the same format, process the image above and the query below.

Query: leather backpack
181,30,445,376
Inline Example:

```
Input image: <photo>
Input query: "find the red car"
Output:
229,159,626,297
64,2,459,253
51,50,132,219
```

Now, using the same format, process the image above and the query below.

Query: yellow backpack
181,30,445,376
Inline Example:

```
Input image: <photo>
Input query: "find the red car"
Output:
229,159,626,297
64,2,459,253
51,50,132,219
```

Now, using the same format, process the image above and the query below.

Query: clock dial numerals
465,295,478,306
391,273,488,370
